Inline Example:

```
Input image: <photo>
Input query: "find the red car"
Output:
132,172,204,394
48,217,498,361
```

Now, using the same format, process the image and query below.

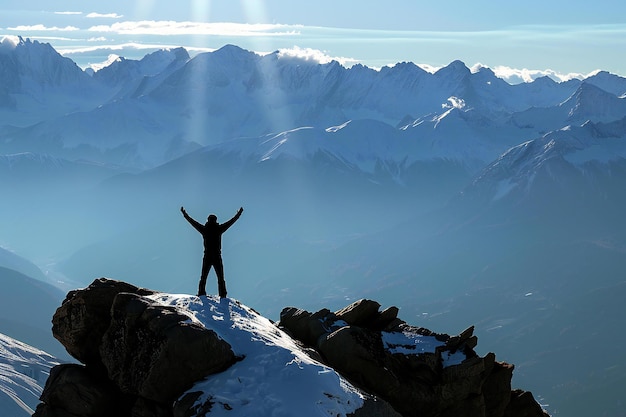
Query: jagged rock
335,299,381,326
318,326,395,389
371,305,400,330
279,299,549,417
446,325,478,352
33,363,130,417
37,282,549,417
51,278,154,367
504,390,550,417
483,358,515,417
173,392,213,417
38,278,236,417
348,396,404,417
279,306,335,346
100,292,236,404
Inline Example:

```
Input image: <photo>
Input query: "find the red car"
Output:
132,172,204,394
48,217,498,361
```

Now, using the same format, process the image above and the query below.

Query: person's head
207,214,218,224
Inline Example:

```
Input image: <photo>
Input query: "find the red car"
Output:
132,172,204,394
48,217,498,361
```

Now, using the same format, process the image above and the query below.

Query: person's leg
214,257,227,298
198,256,212,296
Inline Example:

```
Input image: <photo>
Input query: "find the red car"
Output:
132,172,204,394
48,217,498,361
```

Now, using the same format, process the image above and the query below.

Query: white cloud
0,35,21,51
88,54,122,71
415,63,442,74
86,12,124,19
414,62,587,84
87,21,301,37
8,24,79,32
57,42,179,55
276,46,358,67
56,42,214,69
488,64,586,84
54,11,82,15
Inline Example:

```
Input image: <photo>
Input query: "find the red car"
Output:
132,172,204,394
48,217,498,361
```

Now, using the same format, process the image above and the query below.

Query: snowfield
149,293,365,416
0,333,58,417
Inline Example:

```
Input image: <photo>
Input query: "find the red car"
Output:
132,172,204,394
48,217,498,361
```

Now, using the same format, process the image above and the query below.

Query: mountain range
1,35,626,416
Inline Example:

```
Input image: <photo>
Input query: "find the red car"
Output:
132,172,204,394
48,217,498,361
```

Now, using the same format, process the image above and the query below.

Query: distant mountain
92,47,190,99
0,36,108,126
511,83,626,134
584,70,626,97
3,41,618,169
0,245,46,282
0,266,67,359
460,117,626,209
0,332,58,417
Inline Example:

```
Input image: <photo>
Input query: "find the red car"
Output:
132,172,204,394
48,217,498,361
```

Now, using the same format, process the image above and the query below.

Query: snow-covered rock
34,278,548,417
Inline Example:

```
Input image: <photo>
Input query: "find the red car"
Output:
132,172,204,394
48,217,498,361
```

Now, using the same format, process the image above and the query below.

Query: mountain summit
33,278,548,417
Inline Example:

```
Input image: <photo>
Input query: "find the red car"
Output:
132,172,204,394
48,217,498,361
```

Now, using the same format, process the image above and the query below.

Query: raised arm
181,207,203,233
220,207,244,232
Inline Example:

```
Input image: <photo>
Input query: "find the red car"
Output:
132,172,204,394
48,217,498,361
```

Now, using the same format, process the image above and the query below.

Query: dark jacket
183,211,242,255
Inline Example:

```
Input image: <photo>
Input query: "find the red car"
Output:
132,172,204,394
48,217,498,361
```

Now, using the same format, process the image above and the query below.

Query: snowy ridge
0,333,58,417
466,117,626,202
198,114,520,179
149,294,365,416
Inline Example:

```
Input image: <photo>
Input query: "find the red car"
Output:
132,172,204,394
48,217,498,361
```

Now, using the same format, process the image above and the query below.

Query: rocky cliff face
279,300,548,417
33,278,548,417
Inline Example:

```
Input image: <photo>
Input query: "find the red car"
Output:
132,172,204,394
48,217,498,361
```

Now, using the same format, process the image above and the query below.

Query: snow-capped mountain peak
466,117,626,203
561,81,626,122
0,36,88,88
585,70,626,97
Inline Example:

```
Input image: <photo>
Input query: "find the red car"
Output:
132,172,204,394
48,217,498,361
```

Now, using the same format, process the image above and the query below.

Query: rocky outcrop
34,279,549,417
34,278,237,417
279,299,549,417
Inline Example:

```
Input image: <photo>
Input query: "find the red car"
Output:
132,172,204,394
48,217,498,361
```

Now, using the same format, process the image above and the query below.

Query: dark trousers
198,254,227,297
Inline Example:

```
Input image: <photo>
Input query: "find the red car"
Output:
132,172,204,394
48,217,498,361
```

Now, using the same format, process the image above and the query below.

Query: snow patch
325,120,352,133
382,330,466,367
442,96,466,110
149,294,365,416
89,54,122,72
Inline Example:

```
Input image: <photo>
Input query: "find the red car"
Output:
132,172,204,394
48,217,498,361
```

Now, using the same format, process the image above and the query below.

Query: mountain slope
0,333,58,417
155,294,368,416
0,266,67,359
0,36,108,126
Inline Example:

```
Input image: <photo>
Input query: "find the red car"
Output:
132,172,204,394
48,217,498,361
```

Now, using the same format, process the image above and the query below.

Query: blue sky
2,0,626,83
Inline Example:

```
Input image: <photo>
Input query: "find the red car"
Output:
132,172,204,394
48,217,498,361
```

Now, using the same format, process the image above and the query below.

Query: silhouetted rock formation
35,278,236,417
279,299,548,417
34,279,549,417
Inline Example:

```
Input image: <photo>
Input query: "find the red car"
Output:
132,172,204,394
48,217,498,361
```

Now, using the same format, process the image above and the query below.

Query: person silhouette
181,206,244,297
